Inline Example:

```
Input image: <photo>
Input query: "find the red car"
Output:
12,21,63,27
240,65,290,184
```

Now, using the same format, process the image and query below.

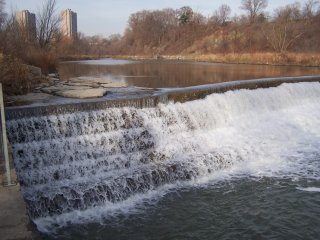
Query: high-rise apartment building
60,9,77,39
16,10,36,39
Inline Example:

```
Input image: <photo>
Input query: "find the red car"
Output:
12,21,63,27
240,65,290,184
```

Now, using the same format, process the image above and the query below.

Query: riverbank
113,52,320,67
3,52,319,99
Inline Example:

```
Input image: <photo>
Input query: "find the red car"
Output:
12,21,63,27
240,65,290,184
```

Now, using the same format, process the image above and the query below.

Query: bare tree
0,12,27,57
274,2,301,20
0,0,6,28
211,4,232,25
240,0,268,23
302,0,319,18
262,3,305,53
126,9,179,52
37,0,60,48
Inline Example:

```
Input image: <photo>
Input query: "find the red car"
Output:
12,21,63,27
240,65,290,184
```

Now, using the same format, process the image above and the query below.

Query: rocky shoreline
5,70,142,106
38,73,127,98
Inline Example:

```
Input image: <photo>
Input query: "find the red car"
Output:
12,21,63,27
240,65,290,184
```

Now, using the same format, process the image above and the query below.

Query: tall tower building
60,9,77,39
16,10,36,39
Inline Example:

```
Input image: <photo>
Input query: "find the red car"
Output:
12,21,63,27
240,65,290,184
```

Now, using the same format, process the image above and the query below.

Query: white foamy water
6,82,320,232
296,187,320,192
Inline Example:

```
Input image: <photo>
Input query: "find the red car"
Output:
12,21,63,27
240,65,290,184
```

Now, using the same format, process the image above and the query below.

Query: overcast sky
6,0,304,37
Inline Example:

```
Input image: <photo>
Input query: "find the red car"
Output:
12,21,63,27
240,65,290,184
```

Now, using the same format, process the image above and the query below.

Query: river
58,58,320,88
7,59,320,239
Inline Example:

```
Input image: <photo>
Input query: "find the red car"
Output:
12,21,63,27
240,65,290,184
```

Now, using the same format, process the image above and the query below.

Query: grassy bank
114,52,320,67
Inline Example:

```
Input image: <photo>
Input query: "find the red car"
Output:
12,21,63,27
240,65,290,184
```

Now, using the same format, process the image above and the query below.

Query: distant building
60,9,77,39
16,10,36,39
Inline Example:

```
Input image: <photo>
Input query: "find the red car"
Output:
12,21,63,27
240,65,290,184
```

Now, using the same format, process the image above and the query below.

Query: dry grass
25,48,58,74
161,52,320,67
114,52,320,67
0,55,42,95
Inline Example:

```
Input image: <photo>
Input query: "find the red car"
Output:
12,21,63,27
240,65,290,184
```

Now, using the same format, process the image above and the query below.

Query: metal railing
0,83,15,186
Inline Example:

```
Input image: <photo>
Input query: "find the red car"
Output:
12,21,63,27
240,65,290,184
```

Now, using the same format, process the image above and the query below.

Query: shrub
25,48,58,74
0,55,41,95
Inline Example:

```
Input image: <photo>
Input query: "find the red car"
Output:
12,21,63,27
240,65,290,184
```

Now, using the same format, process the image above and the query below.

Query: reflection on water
58,59,320,88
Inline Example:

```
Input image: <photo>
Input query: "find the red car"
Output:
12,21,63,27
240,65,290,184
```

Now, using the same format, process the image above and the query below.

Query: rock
70,76,113,84
37,83,50,88
101,82,127,88
41,85,92,94
55,88,108,99
26,65,42,78
49,77,60,82
48,73,59,78
34,74,128,99
66,82,101,88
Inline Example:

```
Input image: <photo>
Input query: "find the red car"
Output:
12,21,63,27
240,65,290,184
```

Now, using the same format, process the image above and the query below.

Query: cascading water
6,82,320,235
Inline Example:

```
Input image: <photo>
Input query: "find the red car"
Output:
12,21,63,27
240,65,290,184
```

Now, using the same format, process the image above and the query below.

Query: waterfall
6,82,320,224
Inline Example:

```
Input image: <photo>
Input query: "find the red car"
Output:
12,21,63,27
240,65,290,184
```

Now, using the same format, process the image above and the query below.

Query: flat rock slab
56,88,108,98
41,85,92,94
101,82,127,88
70,76,113,84
49,77,60,82
65,82,101,88
48,73,59,78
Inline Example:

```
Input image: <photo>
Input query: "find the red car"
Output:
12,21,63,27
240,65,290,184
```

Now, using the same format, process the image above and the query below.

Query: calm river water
58,58,320,88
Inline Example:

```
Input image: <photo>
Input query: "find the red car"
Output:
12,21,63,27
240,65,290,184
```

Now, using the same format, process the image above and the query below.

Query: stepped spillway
5,78,320,231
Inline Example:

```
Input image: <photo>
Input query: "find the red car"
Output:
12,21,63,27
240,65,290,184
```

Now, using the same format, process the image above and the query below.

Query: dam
4,71,320,239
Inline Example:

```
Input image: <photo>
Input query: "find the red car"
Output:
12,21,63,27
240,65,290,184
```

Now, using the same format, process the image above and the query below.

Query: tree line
113,0,320,55
1,0,320,72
